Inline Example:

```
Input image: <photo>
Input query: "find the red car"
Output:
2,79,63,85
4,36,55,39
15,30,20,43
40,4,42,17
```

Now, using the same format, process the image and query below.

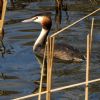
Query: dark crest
33,11,52,17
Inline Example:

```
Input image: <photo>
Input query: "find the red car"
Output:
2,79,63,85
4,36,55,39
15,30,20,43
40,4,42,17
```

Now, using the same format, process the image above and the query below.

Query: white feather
33,28,48,51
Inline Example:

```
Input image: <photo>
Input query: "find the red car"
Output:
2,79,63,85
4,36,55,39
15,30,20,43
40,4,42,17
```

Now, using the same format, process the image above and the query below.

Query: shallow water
0,0,100,100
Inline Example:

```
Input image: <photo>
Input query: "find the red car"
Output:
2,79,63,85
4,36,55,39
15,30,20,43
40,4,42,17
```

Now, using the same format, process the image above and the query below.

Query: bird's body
22,13,85,63
34,43,85,63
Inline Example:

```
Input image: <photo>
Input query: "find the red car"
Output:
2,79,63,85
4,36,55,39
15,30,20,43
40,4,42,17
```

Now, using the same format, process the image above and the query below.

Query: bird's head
22,13,52,30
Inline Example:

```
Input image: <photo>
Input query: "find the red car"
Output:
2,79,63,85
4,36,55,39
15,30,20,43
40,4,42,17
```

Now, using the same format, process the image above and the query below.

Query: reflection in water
32,85,46,94
0,90,20,96
55,0,69,29
0,73,20,96
35,54,47,82
90,83,100,93
0,40,5,57
7,0,27,10
10,0,15,8
33,54,47,94
0,40,13,57
54,66,82,76
0,73,19,80
62,2,69,21
55,0,62,29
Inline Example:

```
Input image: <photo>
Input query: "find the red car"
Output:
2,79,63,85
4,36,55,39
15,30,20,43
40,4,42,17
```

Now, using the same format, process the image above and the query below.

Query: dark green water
0,0,100,100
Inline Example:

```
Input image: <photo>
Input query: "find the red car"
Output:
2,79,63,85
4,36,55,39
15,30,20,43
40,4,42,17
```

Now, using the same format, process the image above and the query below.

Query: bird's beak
22,17,36,23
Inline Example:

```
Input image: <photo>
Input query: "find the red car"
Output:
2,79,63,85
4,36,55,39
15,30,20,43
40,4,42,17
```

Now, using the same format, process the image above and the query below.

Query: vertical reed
90,18,94,54
1,0,7,20
46,37,55,100
38,44,47,100
46,37,51,100
0,0,7,34
85,18,94,100
38,36,55,100
85,34,90,100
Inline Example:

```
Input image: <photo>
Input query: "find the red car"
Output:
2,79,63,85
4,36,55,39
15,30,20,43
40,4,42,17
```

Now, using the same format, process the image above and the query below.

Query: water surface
0,0,100,100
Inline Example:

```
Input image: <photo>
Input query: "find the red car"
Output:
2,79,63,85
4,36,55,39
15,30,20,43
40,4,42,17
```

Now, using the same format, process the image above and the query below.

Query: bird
22,13,85,63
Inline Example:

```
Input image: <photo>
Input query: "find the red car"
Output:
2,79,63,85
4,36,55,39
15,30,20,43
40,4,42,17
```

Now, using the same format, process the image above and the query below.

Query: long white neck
33,28,49,51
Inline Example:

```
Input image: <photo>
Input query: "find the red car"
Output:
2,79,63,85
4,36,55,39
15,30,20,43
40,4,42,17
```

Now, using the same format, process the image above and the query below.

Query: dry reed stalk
38,44,47,100
46,37,50,100
51,37,55,66
0,0,7,34
1,0,7,20
51,8,100,38
46,37,51,100
89,18,94,54
85,34,90,100
13,78,100,100
46,37,55,100
85,18,94,100
49,37,55,79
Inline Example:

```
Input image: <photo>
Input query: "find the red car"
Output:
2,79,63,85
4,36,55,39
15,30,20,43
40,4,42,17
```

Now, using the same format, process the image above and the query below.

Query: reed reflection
0,72,19,80
0,40,5,57
10,0,15,8
33,54,47,93
55,0,62,29
55,0,69,29
0,90,20,96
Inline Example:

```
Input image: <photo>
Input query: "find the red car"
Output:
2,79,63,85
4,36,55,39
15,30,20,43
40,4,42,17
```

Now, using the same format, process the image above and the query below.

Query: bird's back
34,43,85,63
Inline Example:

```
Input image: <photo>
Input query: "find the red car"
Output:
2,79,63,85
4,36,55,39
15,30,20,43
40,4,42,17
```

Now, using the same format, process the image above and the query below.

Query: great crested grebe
22,13,85,63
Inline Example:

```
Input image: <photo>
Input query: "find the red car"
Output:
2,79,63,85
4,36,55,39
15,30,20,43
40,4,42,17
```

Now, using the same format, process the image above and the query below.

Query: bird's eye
36,16,38,19
34,16,38,20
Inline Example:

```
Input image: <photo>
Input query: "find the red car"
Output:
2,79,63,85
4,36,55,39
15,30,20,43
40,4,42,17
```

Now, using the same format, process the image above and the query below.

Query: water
0,0,100,100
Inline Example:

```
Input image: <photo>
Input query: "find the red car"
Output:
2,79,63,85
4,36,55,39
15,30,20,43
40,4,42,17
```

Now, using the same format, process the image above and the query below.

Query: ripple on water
0,0,100,100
